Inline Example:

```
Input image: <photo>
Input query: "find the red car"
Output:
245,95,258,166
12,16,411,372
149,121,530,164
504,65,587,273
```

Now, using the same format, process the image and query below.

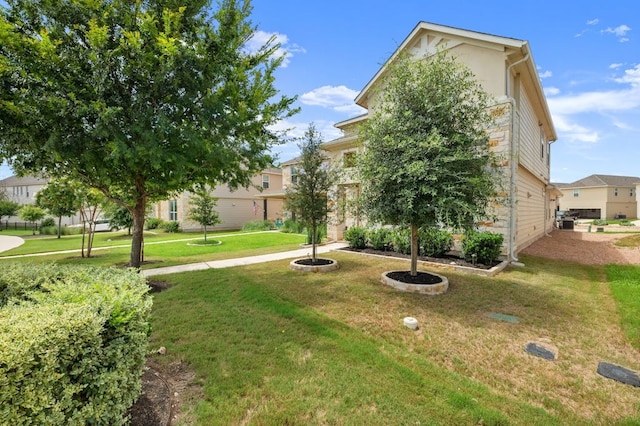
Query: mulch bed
339,247,499,270
386,270,443,284
293,258,336,266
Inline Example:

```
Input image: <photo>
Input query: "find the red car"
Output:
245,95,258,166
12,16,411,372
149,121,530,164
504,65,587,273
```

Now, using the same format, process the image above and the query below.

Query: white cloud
245,30,306,68
602,25,632,42
609,63,624,69
544,86,560,96
551,115,599,143
538,70,552,79
615,64,640,86
587,18,599,25
300,85,366,116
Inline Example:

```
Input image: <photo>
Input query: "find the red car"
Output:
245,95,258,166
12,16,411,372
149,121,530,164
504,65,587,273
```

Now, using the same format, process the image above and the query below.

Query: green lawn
0,231,306,269
148,252,640,425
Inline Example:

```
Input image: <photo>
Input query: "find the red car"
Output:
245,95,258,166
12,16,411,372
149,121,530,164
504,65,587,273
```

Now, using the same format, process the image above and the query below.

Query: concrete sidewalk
141,242,348,278
0,235,25,253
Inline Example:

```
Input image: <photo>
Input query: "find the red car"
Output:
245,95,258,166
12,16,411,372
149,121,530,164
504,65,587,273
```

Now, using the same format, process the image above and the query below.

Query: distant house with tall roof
555,174,639,220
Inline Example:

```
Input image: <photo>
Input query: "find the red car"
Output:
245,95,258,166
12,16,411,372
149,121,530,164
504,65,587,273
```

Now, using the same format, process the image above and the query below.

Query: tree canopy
36,178,81,238
0,0,297,267
358,50,500,275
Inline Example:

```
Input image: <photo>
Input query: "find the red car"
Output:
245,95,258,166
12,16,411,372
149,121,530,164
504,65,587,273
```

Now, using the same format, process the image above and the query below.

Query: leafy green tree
35,178,81,238
0,200,19,230
285,124,335,263
104,203,134,235
18,204,46,234
188,189,221,242
359,50,499,276
77,187,107,259
0,0,297,268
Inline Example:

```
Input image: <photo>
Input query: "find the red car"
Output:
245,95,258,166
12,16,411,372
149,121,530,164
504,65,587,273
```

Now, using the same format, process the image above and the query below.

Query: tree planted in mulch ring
290,257,339,272
386,270,442,285
293,258,335,266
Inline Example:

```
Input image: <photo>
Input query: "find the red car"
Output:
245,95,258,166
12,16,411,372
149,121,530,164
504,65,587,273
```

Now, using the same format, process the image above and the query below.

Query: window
290,166,298,184
573,189,580,197
631,188,635,197
540,128,545,160
169,200,178,221
614,188,618,197
343,151,356,168
262,174,270,189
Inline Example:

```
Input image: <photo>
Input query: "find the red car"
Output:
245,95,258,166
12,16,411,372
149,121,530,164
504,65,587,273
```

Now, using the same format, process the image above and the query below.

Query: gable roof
353,21,556,142
0,175,47,187
566,174,640,188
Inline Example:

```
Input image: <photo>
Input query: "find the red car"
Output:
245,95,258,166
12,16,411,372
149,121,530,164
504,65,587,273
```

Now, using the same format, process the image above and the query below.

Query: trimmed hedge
0,264,152,425
367,227,394,251
462,231,504,265
344,226,367,249
418,227,454,257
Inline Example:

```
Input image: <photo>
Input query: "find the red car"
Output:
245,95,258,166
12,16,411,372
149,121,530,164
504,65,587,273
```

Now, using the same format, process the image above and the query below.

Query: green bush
419,227,453,257
162,220,180,233
280,219,305,234
306,224,327,245
462,231,504,265
344,226,367,249
145,217,164,230
367,227,394,250
39,217,56,231
619,219,635,227
242,220,274,231
392,227,412,255
0,264,152,425
593,219,608,226
39,225,83,236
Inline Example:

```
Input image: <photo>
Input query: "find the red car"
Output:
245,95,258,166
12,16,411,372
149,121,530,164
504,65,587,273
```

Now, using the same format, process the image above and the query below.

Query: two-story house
152,168,285,231
285,22,560,262
555,174,639,220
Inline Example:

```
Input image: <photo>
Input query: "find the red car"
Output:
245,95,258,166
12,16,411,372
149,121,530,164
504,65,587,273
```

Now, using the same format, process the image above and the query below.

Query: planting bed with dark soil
339,247,500,270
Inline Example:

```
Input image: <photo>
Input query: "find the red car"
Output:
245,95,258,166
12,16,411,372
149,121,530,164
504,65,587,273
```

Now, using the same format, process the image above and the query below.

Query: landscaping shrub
392,227,412,255
619,219,635,227
462,231,504,265
367,227,394,251
0,263,152,425
242,220,274,231
593,219,608,226
280,219,305,234
162,220,180,233
38,217,56,232
145,217,164,230
305,224,327,245
419,227,454,257
344,226,367,249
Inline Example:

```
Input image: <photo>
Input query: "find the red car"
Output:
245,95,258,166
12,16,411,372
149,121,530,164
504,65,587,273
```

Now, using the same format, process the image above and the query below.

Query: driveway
0,235,25,254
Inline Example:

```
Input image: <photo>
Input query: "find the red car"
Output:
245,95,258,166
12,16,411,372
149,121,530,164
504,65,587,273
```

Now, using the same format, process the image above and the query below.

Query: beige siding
518,85,549,181
516,166,547,251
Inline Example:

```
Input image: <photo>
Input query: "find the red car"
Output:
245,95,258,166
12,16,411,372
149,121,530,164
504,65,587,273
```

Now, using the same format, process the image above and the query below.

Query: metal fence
0,221,39,231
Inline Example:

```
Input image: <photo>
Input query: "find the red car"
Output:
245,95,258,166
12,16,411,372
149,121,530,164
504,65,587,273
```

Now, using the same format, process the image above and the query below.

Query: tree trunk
410,224,418,276
86,223,95,258
311,221,317,262
57,216,62,239
204,225,207,242
130,199,146,269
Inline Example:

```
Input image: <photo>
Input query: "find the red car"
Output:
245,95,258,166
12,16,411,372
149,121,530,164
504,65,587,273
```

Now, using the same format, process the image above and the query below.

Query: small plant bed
186,240,222,246
340,246,501,270
382,270,449,295
290,257,339,272
386,270,443,284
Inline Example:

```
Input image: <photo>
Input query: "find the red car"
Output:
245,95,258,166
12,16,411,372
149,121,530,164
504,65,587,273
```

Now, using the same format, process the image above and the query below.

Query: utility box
562,219,574,230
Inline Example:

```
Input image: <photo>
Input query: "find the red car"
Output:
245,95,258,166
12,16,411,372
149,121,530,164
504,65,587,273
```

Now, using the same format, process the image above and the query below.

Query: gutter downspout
505,53,529,266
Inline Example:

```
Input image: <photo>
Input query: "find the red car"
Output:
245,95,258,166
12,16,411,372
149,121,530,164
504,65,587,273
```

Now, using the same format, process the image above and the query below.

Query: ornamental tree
0,0,297,268
285,124,335,263
0,200,19,229
187,188,221,242
18,204,46,234
35,178,81,238
359,50,499,276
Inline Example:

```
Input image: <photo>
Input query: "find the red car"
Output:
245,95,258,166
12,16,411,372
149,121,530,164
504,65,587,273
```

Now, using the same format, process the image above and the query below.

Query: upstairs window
573,189,580,197
262,174,270,189
343,151,357,168
290,166,298,185
614,188,618,197
631,188,635,197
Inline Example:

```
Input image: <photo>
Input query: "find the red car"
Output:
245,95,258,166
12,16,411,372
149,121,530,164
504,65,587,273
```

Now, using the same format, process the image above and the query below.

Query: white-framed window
614,188,618,197
262,174,270,189
343,151,357,168
573,189,580,197
540,128,545,160
290,166,298,184
169,200,178,221
631,188,634,197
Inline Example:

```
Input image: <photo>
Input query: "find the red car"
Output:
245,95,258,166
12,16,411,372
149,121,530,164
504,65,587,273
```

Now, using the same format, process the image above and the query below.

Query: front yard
148,251,640,425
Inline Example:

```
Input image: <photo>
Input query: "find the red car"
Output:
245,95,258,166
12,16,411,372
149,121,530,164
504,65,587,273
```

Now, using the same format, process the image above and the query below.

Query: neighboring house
0,174,47,205
283,22,560,261
555,174,639,219
152,168,285,231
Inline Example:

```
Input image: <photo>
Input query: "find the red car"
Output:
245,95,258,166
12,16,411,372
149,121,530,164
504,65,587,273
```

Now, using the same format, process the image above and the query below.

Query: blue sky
1,0,638,184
